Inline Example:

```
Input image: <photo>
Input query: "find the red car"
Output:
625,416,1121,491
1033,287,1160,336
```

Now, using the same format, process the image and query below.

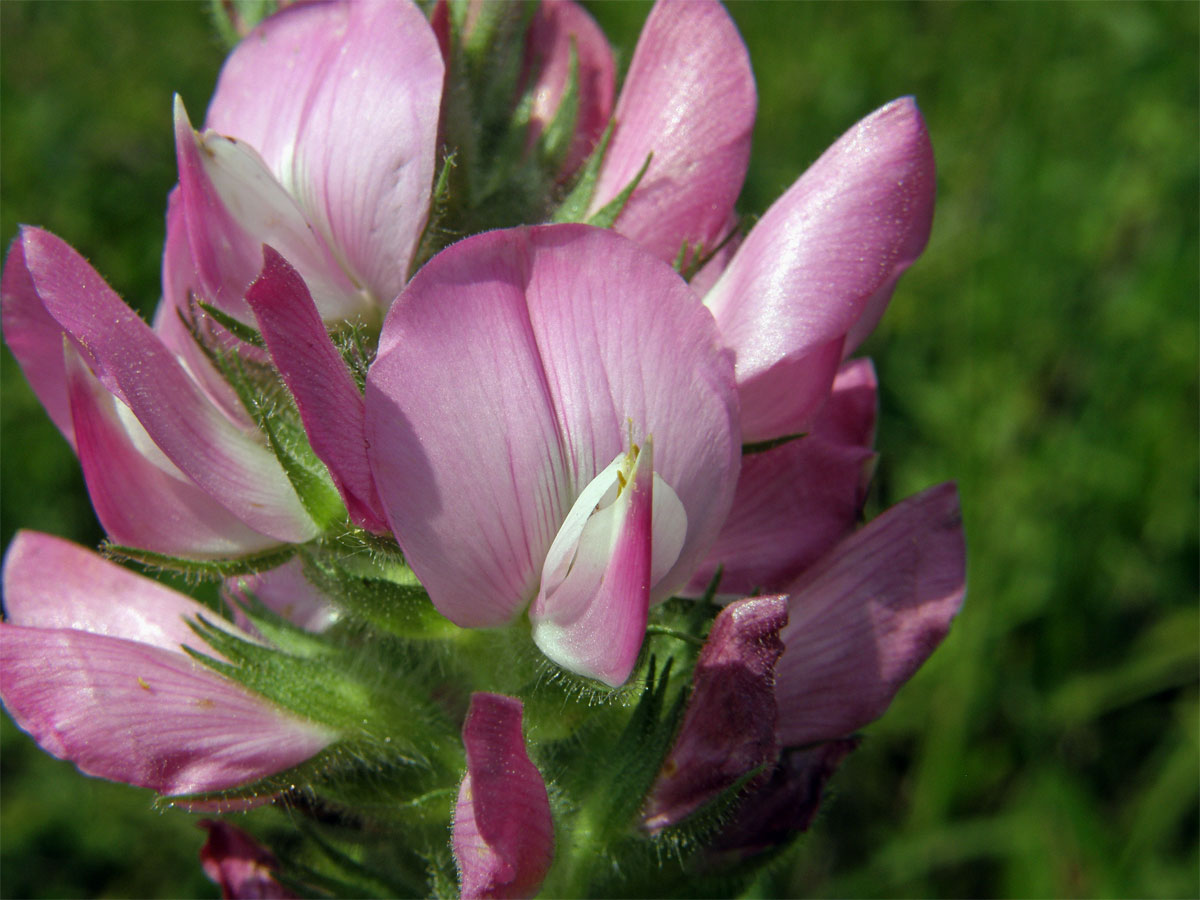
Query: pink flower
173,0,444,325
0,531,335,799
642,483,966,837
453,693,553,900
1,227,320,557
364,224,741,686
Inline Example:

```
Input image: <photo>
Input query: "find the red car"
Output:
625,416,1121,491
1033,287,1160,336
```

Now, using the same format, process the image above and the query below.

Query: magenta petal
453,694,553,900
366,225,740,628
589,0,755,263
16,226,318,544
643,596,787,831
206,0,443,307
525,0,615,176
775,482,966,747
66,347,282,558
199,820,295,900
0,624,334,796
686,359,878,597
246,248,387,533
712,738,861,857
704,98,935,438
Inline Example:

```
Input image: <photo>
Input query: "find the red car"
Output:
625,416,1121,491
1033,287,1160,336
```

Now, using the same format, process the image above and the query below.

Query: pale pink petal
703,98,935,439
153,188,256,429
0,624,335,796
589,0,755,263
66,347,282,558
524,0,615,175
453,694,553,900
685,359,878,597
225,558,339,635
643,596,787,831
16,226,318,544
199,820,295,900
2,530,228,652
775,482,966,747
1,233,75,446
175,98,365,323
733,337,845,444
206,0,444,307
530,440,657,686
246,247,387,533
366,225,740,628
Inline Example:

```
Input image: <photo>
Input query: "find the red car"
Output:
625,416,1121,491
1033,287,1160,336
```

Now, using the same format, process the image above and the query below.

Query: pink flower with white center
174,0,443,325
364,224,742,686
0,531,335,800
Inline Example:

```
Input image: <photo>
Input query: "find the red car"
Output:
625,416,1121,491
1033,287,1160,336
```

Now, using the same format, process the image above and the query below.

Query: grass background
1,1,1196,897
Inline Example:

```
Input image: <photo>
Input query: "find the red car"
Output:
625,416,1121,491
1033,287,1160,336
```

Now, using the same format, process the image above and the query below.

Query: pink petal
2,530,229,652
246,247,387,533
66,346,283,558
365,225,740,628
0,624,334,796
775,482,966,747
643,596,787,831
685,359,878,597
174,98,364,323
16,226,318,544
530,440,659,686
524,0,615,176
225,558,339,635
453,694,553,900
205,0,444,309
703,98,936,440
589,0,755,264
199,820,295,900
1,233,76,446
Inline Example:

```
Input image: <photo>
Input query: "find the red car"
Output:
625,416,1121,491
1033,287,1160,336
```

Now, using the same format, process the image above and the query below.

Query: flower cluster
0,2,965,897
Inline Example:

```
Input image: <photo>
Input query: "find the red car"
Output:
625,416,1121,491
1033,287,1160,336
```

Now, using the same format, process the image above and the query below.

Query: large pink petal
66,347,283,558
453,694,553,900
0,624,334,796
643,596,787,832
686,359,878,597
366,225,740,628
589,0,755,264
703,98,935,440
246,247,386,533
199,820,295,900
524,0,615,176
3,530,227,653
206,0,444,308
16,226,318,544
775,482,966,747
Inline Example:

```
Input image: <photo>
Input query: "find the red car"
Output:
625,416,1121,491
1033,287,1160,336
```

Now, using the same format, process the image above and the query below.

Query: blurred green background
1,2,1196,897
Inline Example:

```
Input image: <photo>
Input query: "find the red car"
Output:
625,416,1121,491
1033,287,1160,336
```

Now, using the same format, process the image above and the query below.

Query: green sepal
257,402,347,530
587,151,653,229
742,432,807,455
228,590,337,660
196,300,267,349
208,0,277,49
102,540,297,581
552,118,614,223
